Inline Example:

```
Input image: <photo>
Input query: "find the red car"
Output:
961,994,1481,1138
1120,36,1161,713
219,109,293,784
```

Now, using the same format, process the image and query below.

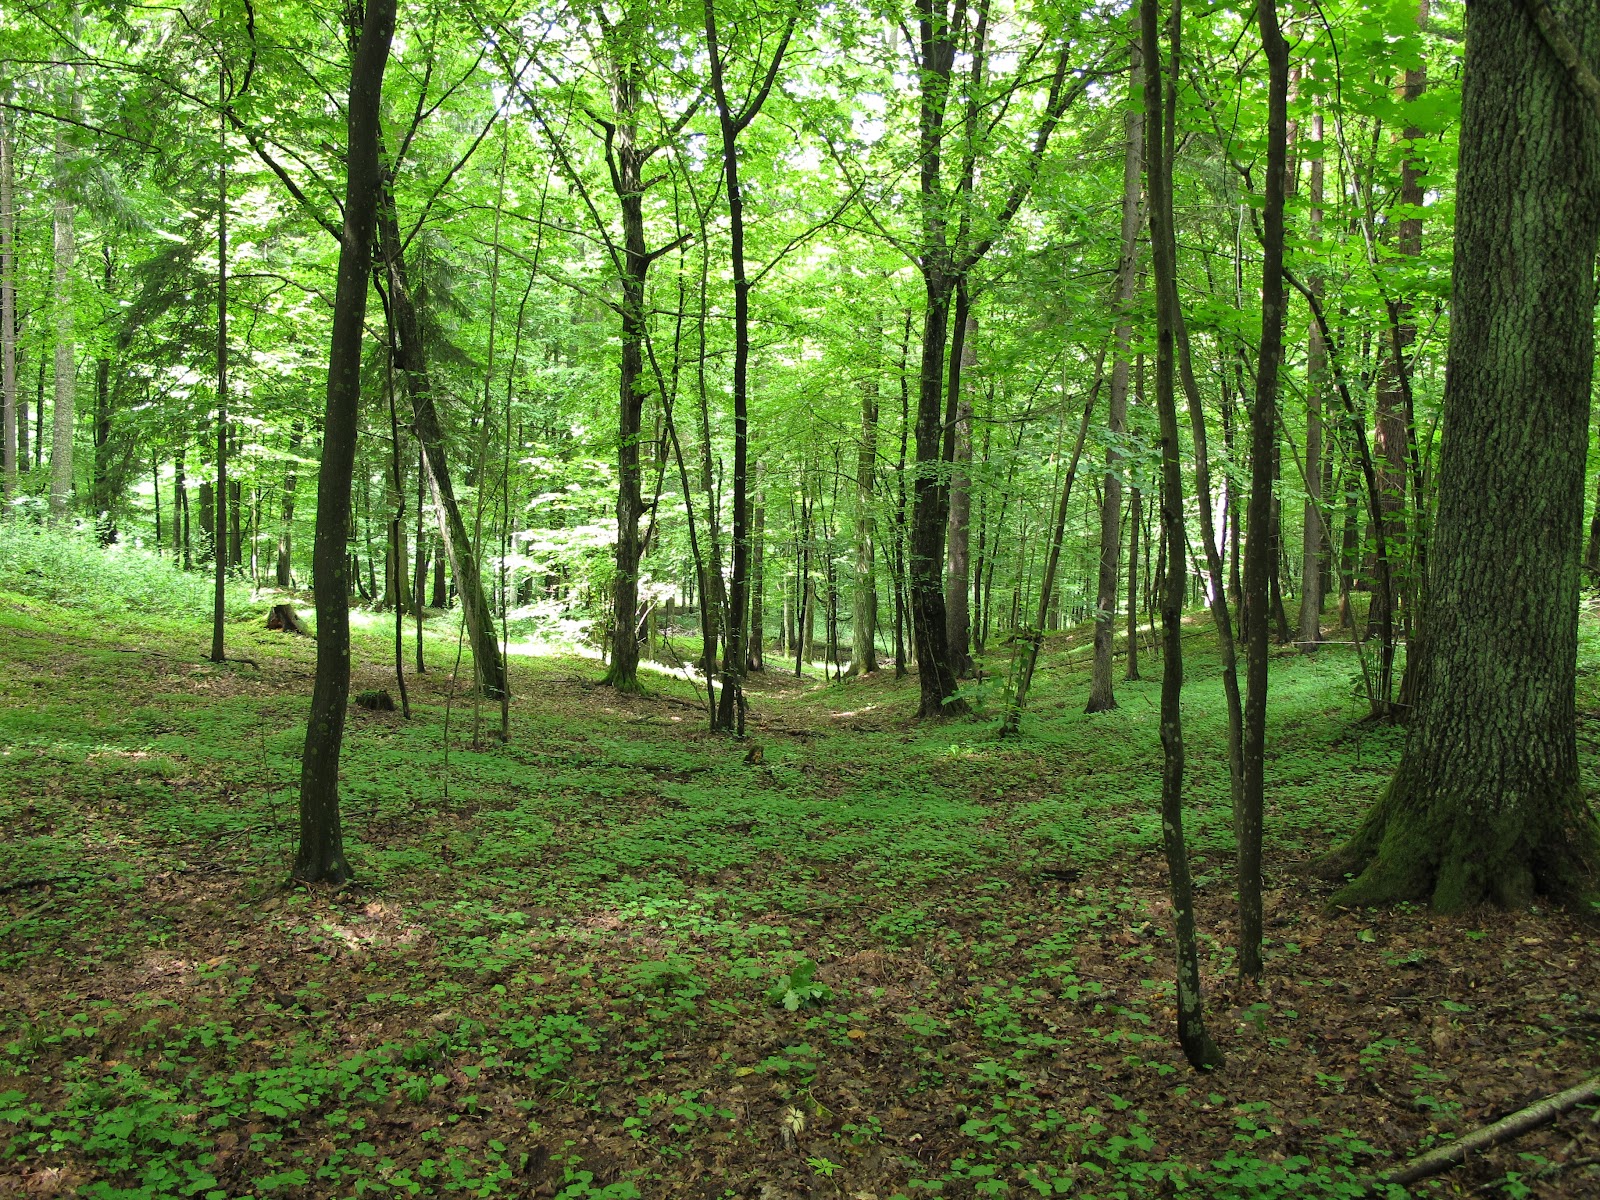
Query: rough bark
1329,0,1600,911
297,0,396,885
1088,39,1144,713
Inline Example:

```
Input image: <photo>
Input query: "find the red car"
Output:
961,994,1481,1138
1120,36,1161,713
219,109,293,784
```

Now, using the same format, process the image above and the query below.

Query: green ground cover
2,534,1598,1199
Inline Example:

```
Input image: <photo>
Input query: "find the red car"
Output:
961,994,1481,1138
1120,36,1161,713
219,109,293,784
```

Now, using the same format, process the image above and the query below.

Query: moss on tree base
1327,778,1600,913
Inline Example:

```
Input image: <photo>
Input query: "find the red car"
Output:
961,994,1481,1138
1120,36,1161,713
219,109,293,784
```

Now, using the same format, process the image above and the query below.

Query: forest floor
2,589,1600,1200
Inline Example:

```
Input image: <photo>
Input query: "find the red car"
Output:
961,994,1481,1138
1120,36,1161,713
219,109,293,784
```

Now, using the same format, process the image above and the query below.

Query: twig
1376,1075,1600,1190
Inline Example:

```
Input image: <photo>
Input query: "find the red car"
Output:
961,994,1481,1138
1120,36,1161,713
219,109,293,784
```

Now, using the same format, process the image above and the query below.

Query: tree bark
1329,0,1600,911
296,0,396,885
1088,38,1144,713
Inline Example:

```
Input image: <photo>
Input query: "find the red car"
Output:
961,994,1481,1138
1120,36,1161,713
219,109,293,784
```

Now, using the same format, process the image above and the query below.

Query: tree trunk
211,85,229,665
943,311,975,678
849,373,880,676
1142,0,1223,1070
0,107,14,501
1297,109,1326,646
49,31,83,526
909,277,966,715
277,422,302,586
1088,39,1144,713
1238,0,1290,982
747,462,766,671
1329,0,1600,911
297,0,396,884
376,183,505,699
1124,484,1142,681
92,253,116,545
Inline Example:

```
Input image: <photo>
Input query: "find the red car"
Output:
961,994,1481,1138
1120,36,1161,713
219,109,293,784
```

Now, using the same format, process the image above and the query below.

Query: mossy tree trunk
1330,0,1600,911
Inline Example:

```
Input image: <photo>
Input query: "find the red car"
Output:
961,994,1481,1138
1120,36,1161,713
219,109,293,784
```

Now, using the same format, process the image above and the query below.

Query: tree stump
266,604,308,635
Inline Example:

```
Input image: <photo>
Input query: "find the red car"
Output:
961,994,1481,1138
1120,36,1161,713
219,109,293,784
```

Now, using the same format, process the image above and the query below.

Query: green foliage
766,959,833,1011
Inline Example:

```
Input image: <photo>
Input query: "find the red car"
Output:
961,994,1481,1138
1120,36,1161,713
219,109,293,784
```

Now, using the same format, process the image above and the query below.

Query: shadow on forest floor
2,588,1599,1199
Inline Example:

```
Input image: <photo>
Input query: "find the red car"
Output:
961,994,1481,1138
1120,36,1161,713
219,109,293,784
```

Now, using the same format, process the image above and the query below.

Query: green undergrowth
3,559,1597,1198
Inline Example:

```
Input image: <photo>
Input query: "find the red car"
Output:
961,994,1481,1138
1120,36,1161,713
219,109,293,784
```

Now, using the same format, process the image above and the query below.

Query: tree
296,0,397,885
1328,0,1600,910
1,104,14,501
1238,0,1290,981
1086,31,1144,715
704,0,796,731
1142,0,1222,1070
49,20,83,525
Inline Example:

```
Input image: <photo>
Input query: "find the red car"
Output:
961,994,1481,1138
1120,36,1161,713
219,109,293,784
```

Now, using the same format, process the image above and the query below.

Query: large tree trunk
49,34,83,526
597,27,654,695
909,277,966,715
376,184,505,699
297,0,396,885
1329,0,1600,911
943,312,975,679
1088,39,1144,714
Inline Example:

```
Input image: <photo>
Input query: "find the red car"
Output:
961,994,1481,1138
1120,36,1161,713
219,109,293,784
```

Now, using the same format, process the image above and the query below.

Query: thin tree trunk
1124,484,1142,681
211,75,229,666
748,462,766,670
1298,108,1326,646
0,107,14,501
849,372,880,676
277,422,302,586
1001,351,1103,735
297,0,396,884
1089,38,1144,712
944,307,975,678
1237,0,1290,982
1144,0,1223,1070
376,181,505,699
49,24,84,525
